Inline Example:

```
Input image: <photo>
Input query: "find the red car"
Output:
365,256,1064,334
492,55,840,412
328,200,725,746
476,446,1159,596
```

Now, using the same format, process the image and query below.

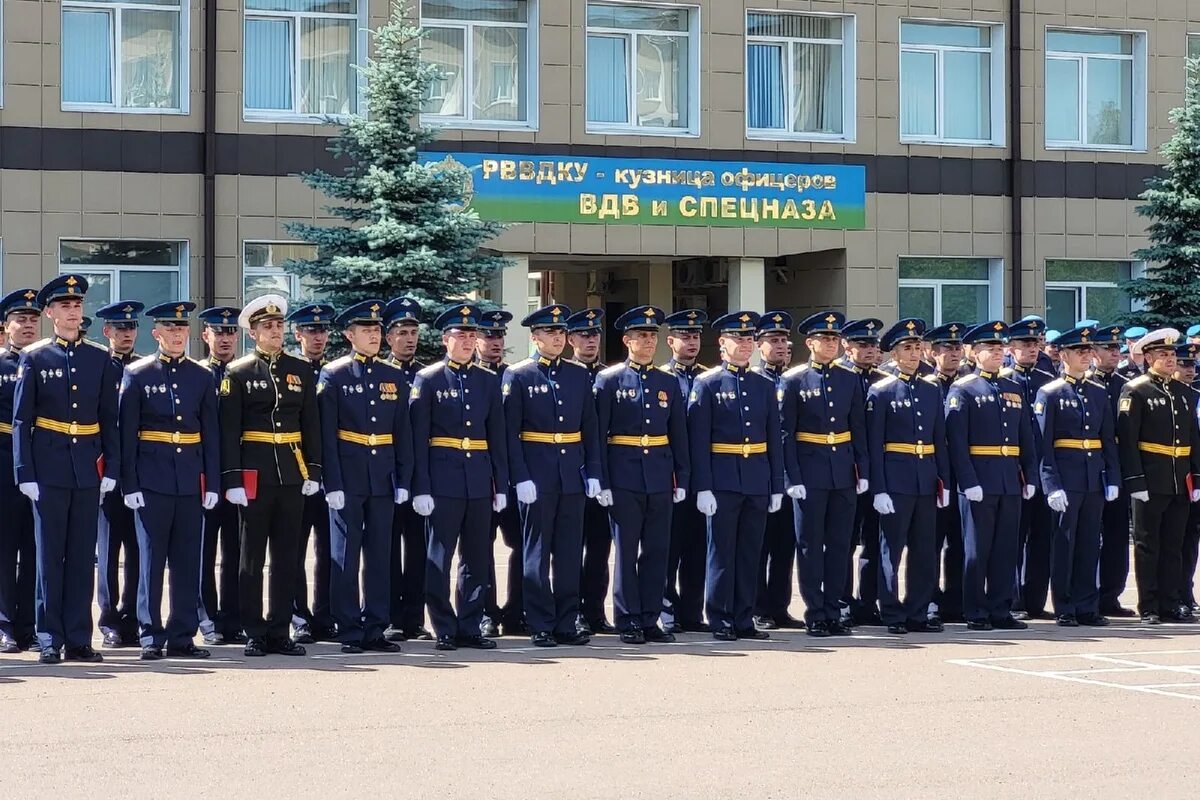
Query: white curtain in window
793,41,841,134
747,43,784,129
63,10,114,104
943,49,989,140
586,34,628,123
122,9,180,108
900,50,936,137
422,27,465,116
245,18,293,110
636,34,685,128
300,17,356,114
473,25,525,121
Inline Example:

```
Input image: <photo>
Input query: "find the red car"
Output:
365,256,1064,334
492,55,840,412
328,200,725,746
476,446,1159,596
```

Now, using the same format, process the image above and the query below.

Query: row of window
0,0,1189,148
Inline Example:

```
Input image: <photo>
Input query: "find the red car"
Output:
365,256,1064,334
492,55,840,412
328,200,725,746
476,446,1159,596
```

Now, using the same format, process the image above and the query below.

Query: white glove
1130,490,1150,503
873,493,895,515
964,485,984,503
202,492,219,510
585,479,601,499
937,488,950,509
225,487,249,507
413,494,435,516
786,484,806,501
394,488,409,505
1192,489,1200,504
492,493,507,513
597,489,613,507
856,478,869,495
768,493,782,513
1022,484,1037,501
100,477,116,498
696,490,718,517
301,480,320,496
325,490,345,511
123,492,145,510
1105,486,1119,503
18,482,38,503
673,487,686,504
516,480,537,505
1046,490,1068,513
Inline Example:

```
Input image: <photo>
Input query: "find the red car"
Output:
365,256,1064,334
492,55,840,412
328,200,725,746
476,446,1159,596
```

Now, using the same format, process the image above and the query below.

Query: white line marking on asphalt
950,648,1200,701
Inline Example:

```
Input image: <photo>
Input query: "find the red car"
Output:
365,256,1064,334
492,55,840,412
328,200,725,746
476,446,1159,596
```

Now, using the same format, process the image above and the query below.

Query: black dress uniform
1033,326,1120,626
659,309,708,634
781,311,869,636
119,302,220,658
1117,329,1200,623
503,305,602,646
14,275,121,663
381,296,430,641
196,306,243,643
0,289,42,652
945,322,1038,630
594,306,690,644
219,295,322,656
95,300,145,648
318,301,412,653
867,320,951,634
690,312,784,640
409,304,507,650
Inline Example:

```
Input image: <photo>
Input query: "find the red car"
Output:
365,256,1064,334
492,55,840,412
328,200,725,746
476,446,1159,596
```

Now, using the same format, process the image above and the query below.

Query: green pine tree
1121,58,1200,328
284,2,508,357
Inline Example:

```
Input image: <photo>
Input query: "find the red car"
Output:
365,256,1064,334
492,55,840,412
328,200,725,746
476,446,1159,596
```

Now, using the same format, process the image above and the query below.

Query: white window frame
1044,259,1145,321
584,1,701,137
1044,26,1147,152
242,1,367,124
60,0,190,114
743,10,856,143
241,240,319,305
898,18,1005,147
419,0,538,131
897,257,1004,326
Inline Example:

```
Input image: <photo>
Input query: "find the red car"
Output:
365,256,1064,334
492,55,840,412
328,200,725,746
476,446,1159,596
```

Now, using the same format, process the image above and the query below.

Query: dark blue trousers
425,496,491,639
961,493,1021,623
795,487,855,624
135,491,202,649
580,497,613,626
199,498,240,637
0,481,36,643
97,489,139,638
754,497,794,618
33,486,101,649
1049,491,1103,617
1017,490,1053,614
1098,493,1131,610
331,493,393,644
848,493,880,616
294,490,332,630
520,491,584,637
388,501,425,631
934,500,964,618
485,489,521,626
1184,504,1200,607
662,496,706,627
609,489,672,632
878,493,937,626
705,492,768,632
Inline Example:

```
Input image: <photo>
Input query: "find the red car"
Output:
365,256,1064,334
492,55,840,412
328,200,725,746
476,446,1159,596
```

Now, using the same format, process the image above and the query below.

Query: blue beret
1186,324,1200,338
797,310,845,335
566,308,605,333
1125,326,1148,340
880,318,926,351
521,305,570,330
614,305,664,332
38,274,89,306
1045,329,1062,344
0,288,42,317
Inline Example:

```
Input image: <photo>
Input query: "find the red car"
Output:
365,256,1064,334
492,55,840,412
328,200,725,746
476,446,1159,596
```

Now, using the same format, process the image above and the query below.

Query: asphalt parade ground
2,544,1199,799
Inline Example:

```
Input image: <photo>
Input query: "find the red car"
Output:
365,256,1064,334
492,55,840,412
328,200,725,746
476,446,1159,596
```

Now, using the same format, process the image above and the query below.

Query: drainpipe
203,0,217,309
1008,0,1023,316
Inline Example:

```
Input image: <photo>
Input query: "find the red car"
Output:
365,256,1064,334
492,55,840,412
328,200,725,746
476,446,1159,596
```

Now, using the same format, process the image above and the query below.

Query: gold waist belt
139,430,201,445
338,430,393,447
969,445,1020,457
1138,442,1192,457
608,435,669,447
429,437,489,451
796,431,851,446
884,442,935,457
519,431,582,444
1054,438,1102,451
711,442,768,457
35,417,99,436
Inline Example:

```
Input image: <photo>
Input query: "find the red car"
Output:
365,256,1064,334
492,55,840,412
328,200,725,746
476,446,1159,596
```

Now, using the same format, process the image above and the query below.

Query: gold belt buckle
915,442,925,456
1081,439,1091,450
367,433,377,446
68,422,78,435
461,437,472,450
826,431,836,445
171,431,181,444
1000,444,1010,457
553,432,563,444
640,434,649,447
741,443,751,457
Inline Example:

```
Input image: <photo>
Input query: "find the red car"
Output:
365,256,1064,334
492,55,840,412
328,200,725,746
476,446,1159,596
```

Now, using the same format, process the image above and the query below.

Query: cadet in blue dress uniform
409,304,507,651
594,306,689,644
381,297,433,642
118,302,220,659
318,300,411,654
287,302,337,644
1033,325,1120,627
0,289,42,653
567,307,614,635
750,311,800,631
945,322,1038,630
691,312,784,640
659,309,708,635
95,300,144,648
781,311,869,637
1090,325,1135,617
921,321,968,624
15,275,121,663
502,305,602,647
1004,317,1057,620
196,306,244,645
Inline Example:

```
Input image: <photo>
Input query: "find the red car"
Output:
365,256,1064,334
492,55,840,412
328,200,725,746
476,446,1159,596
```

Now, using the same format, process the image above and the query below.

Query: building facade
0,0,1193,357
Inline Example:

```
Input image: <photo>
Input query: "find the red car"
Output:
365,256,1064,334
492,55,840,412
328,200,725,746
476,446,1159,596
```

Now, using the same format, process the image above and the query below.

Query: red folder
243,469,259,501
1188,473,1195,496
200,474,206,498
96,455,105,480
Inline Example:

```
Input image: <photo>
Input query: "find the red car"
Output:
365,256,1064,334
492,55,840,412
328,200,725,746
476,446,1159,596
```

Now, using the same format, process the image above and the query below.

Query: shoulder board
1127,374,1151,387
998,367,1014,378
657,364,674,374
416,362,444,378
186,356,207,368
129,354,157,370
327,354,353,369
566,358,592,369
873,374,899,388
1042,377,1067,392
512,357,535,369
698,364,709,371
597,363,624,379
921,373,939,384
749,365,765,374
473,363,496,375
229,353,258,369
951,374,979,387
833,361,859,374
783,364,809,378
699,365,725,379
83,338,109,352
1034,367,1057,379
559,358,588,373
22,338,51,354
1084,379,1107,390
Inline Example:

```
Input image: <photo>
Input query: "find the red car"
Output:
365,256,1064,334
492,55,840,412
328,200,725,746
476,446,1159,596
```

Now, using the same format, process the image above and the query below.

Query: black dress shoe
532,631,557,647
1056,614,1079,627
226,631,249,645
384,626,406,642
806,620,830,637
202,631,225,646
480,618,501,638
854,610,883,627
575,616,594,636
663,621,684,635
966,619,993,631
39,647,61,664
500,619,530,637
555,631,592,646
587,618,617,635
292,625,315,645
404,626,433,641
680,621,711,633
457,635,498,650
141,646,163,660
435,635,457,651
166,643,211,659
1141,612,1161,625
1011,610,1030,621
940,612,967,624
711,626,738,642
271,639,307,656
363,638,401,653
620,628,646,644
0,634,20,654
753,615,778,631
908,619,941,633
1174,606,1197,622
341,642,364,654
643,626,676,643
886,623,908,634
101,630,124,649
775,615,806,629
927,613,944,627
736,627,770,640
64,645,103,662
991,616,1028,630
1076,613,1110,627
312,626,338,642
244,638,267,657
827,620,853,636
1102,605,1137,618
